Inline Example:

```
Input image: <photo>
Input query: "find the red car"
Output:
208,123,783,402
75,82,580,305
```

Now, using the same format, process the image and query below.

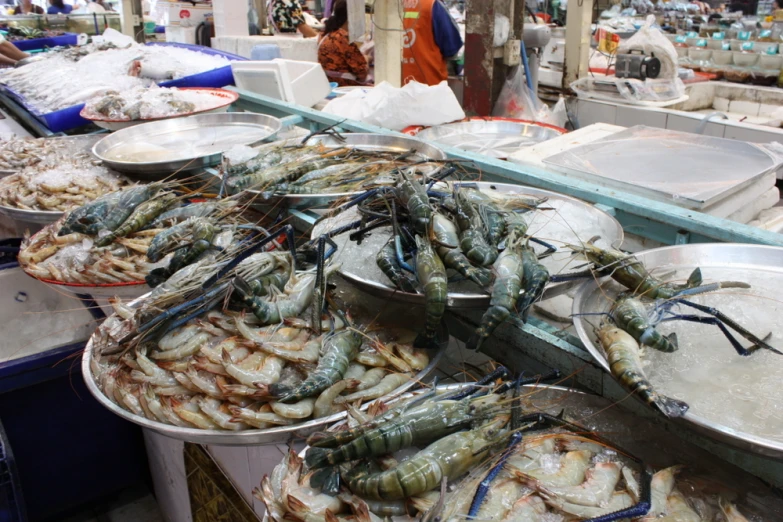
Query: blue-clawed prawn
344,417,508,500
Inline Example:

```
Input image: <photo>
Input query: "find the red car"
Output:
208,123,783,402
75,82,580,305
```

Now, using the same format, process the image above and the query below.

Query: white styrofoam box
760,103,780,117
165,25,197,45
509,123,626,169
211,36,238,55
143,430,191,522
713,97,730,112
232,59,331,107
615,105,668,129
576,99,617,127
217,35,318,61
748,205,783,232
700,171,777,219
728,99,761,117
166,2,212,26
0,266,97,363
725,185,780,224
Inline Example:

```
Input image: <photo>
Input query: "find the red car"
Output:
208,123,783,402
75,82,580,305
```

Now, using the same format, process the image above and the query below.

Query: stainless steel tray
93,113,282,179
81,292,447,445
415,120,564,159
0,134,104,177
220,134,447,211
0,205,62,225
315,182,623,309
264,383,783,521
572,243,783,459
543,126,778,210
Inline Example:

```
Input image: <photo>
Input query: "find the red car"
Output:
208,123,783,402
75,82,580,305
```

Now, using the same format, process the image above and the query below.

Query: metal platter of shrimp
571,242,783,458
16,181,254,294
312,177,622,351
256,375,776,522
216,133,448,212
82,228,447,445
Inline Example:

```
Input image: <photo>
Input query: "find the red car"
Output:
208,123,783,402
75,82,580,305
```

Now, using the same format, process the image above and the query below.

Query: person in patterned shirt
270,0,317,37
317,0,370,86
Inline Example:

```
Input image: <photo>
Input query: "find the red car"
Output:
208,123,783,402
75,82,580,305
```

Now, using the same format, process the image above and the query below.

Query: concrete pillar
563,0,594,89
213,0,250,38
119,0,144,41
373,0,403,87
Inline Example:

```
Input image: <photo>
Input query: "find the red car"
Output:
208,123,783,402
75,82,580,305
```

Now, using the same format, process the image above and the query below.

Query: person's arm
297,23,318,37
0,39,27,62
431,0,463,58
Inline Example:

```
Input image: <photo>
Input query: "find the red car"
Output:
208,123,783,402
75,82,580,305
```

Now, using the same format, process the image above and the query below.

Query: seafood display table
222,88,783,490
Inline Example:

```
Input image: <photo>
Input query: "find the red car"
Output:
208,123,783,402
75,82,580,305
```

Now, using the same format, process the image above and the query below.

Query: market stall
0,0,782,516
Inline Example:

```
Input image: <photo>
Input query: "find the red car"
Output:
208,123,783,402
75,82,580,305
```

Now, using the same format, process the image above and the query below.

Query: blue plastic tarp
11,33,78,52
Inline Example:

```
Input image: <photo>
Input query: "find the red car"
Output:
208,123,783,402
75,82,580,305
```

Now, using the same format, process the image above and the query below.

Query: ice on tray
0,42,232,113
588,266,783,443
316,185,619,296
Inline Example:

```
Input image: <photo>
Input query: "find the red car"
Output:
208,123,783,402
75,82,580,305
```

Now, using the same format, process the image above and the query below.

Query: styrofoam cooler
231,59,331,107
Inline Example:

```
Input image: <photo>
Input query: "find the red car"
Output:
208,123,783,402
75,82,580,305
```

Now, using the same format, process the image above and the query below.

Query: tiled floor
58,484,164,522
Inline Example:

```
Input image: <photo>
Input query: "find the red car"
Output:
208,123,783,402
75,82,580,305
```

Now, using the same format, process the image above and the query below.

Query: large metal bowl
262,383,783,521
219,133,447,211
81,292,448,445
572,243,783,459
93,113,282,179
409,119,566,159
315,181,623,309
0,205,62,225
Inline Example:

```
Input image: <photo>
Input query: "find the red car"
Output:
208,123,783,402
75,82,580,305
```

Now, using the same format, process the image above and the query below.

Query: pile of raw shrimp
222,140,441,197
81,86,224,122
0,137,131,212
88,248,434,431
18,183,243,285
257,383,757,522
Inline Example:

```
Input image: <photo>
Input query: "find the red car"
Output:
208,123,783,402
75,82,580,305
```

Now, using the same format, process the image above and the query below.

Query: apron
402,0,448,85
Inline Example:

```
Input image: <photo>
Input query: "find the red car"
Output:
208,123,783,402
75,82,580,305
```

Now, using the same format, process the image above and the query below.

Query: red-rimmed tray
79,88,240,131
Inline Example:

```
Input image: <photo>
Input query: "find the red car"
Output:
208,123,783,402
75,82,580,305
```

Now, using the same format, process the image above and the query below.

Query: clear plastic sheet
543,125,780,208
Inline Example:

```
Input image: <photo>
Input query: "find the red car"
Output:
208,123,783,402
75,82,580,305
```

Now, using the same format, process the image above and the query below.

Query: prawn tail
657,395,689,418
304,446,331,469
309,465,341,495
686,267,702,288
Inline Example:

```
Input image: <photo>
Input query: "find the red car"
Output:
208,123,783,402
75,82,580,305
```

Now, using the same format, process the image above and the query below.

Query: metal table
221,88,783,489
5,86,783,489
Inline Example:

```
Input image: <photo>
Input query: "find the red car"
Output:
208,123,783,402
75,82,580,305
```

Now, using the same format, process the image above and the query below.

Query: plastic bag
616,14,678,79
493,66,559,125
570,76,686,106
322,81,465,131
550,96,567,128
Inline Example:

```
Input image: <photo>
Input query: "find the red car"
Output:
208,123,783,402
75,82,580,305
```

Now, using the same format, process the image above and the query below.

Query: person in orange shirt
401,0,463,85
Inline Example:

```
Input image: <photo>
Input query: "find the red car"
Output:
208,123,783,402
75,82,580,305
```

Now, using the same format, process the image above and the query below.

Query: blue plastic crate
11,34,78,52
1,42,247,133
0,419,26,522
